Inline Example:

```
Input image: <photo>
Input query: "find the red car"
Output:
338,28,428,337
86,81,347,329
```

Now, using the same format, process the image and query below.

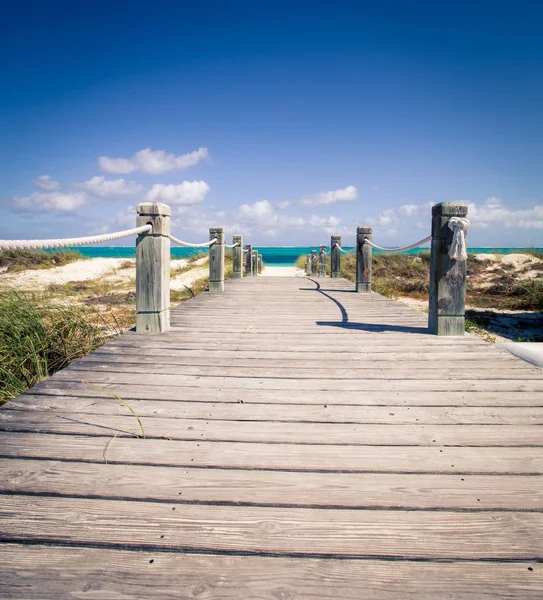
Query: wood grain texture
1,545,541,600
2,432,542,474
1,275,542,598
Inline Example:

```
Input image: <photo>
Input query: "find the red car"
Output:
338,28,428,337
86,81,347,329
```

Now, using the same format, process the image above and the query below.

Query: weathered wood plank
25,379,543,406
1,411,541,445
1,545,541,600
1,495,542,559
2,459,541,510
2,433,541,474
7,395,542,424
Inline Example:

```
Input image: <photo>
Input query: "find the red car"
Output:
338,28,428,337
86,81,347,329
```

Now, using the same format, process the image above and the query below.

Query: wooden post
331,235,341,278
429,202,469,336
356,226,372,293
310,250,317,276
318,244,327,277
209,227,225,292
245,244,253,277
258,254,263,274
232,235,243,278
252,250,258,276
305,254,311,275
136,202,171,333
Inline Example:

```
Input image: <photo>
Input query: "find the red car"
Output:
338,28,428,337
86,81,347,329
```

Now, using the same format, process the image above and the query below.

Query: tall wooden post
232,235,243,278
252,250,258,276
356,226,372,293
209,227,225,292
318,244,327,277
310,250,317,276
245,244,253,277
331,235,341,278
136,202,171,333
305,254,311,275
258,254,263,274
429,203,469,336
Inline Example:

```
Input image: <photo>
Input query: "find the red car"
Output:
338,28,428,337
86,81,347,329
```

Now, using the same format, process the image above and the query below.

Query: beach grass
0,249,85,273
1,250,235,401
297,251,543,311
0,290,111,402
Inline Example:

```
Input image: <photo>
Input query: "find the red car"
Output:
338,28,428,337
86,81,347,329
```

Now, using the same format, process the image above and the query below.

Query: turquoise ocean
71,246,543,267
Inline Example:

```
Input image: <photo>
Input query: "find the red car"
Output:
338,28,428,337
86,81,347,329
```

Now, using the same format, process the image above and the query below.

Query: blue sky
1,0,542,246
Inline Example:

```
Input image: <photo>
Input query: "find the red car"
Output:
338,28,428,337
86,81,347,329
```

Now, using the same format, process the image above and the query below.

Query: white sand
170,267,209,290
261,266,305,277
1,258,127,289
1,257,190,289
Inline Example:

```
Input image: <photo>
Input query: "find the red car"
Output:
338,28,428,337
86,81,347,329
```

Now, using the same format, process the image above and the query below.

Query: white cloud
99,147,208,175
232,200,342,237
300,185,358,208
235,200,277,223
396,197,543,230
34,175,60,191
399,204,418,216
78,176,143,197
377,209,395,226
277,200,292,209
468,197,543,229
12,191,87,212
145,181,210,205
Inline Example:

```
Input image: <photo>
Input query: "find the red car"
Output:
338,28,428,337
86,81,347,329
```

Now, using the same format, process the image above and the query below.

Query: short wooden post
232,235,243,278
258,254,263,274
136,202,171,333
429,202,469,336
356,226,372,293
305,254,311,275
245,244,253,276
252,250,258,276
331,235,341,278
209,227,225,292
310,250,317,276
318,244,327,277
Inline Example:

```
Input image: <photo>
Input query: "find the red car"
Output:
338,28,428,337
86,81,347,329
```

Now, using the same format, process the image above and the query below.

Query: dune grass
0,249,85,273
0,249,236,402
298,251,543,311
0,290,110,402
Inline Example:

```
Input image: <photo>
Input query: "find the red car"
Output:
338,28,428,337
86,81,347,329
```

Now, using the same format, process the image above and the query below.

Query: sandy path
261,266,305,277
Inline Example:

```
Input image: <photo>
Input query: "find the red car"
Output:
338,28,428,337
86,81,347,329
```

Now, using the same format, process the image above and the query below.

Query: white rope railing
0,225,152,251
225,242,240,249
363,235,432,253
334,244,356,254
169,235,217,248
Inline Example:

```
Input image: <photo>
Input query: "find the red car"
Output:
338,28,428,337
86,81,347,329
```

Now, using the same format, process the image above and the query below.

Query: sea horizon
63,246,543,267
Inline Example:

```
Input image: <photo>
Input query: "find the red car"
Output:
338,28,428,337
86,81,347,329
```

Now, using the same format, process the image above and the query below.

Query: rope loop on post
363,235,432,253
169,234,217,248
334,243,356,254
0,224,152,251
448,217,470,261
225,242,240,249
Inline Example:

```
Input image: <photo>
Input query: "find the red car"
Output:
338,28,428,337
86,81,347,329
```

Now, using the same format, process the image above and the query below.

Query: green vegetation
1,249,236,402
0,291,110,402
0,249,85,273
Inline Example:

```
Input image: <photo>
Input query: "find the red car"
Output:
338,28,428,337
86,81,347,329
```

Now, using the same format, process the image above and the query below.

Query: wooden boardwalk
1,275,542,598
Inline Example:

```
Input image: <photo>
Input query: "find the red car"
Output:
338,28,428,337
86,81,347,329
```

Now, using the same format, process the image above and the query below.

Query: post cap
357,226,372,234
136,202,171,217
432,202,468,217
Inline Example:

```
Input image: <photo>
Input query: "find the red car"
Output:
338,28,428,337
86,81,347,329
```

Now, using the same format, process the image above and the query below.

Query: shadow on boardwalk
303,278,430,334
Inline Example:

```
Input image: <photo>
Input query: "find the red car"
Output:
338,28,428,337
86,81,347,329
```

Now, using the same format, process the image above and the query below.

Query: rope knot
448,217,470,261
